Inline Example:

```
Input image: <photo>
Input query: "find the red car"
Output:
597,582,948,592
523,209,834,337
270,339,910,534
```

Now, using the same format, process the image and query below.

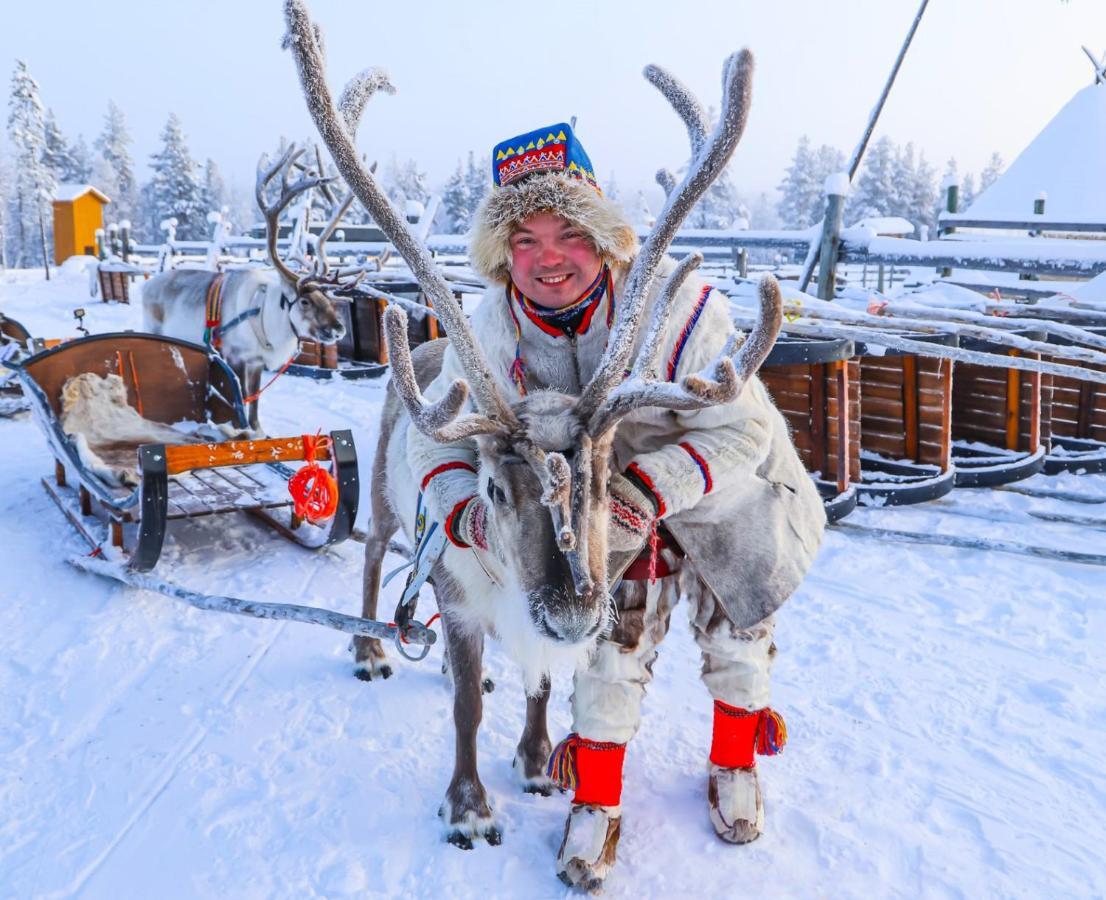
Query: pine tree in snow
908,151,937,235
6,60,56,267
980,152,1004,191
42,109,84,184
146,113,205,241
848,135,897,222
689,163,740,229
382,155,429,210
777,136,824,228
441,159,471,234
199,158,228,222
960,172,976,210
465,152,489,217
70,135,93,183
889,142,917,220
94,100,137,223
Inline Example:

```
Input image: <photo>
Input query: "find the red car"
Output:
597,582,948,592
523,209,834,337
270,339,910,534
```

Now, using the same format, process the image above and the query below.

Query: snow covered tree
960,172,976,210
146,113,204,240
980,152,1004,191
908,151,937,234
848,136,897,222
199,158,228,222
382,154,429,210
6,60,55,267
94,100,137,224
42,110,84,183
441,160,471,234
777,136,819,228
70,135,93,183
465,152,489,214
689,164,740,229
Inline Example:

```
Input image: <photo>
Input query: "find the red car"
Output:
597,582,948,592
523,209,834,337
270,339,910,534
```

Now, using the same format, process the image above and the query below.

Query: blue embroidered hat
492,122,600,192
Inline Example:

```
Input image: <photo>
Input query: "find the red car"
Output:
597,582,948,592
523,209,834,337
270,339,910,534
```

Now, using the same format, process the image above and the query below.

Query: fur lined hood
469,173,638,283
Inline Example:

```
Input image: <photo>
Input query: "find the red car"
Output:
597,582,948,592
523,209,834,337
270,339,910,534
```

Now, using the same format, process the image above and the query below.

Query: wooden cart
951,329,1049,487
14,332,359,571
759,336,859,522
1043,326,1106,475
855,332,957,505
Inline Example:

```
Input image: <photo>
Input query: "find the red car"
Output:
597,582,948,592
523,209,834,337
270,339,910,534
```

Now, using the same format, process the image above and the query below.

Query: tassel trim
710,702,788,769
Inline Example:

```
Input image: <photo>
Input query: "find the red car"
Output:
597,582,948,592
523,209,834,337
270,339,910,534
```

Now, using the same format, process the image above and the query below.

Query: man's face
508,212,603,309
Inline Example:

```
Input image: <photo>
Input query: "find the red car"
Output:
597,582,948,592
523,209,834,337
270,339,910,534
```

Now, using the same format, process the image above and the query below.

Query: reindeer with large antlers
285,0,825,886
142,145,350,433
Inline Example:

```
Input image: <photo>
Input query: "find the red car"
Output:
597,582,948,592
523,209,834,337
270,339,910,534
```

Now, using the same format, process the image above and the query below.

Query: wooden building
52,185,110,263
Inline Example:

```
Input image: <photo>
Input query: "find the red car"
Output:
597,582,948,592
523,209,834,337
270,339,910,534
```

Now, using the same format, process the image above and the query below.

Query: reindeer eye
300,297,310,307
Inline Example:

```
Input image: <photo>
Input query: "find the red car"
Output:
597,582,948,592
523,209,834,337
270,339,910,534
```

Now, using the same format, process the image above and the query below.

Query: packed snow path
1,265,1103,897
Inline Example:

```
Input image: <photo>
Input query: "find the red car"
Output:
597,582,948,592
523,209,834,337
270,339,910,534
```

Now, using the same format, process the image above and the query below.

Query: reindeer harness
202,273,262,351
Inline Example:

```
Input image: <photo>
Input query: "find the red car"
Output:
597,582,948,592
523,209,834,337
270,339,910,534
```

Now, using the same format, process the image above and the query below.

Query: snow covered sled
1042,326,1106,475
854,332,957,505
1,312,34,417
951,328,1049,487
13,331,359,571
759,336,859,522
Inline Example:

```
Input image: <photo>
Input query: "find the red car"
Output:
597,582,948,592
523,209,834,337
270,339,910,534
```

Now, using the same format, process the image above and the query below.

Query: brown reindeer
283,0,781,849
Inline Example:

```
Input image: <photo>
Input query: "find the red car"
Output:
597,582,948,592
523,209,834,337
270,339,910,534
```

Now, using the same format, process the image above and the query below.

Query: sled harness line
242,353,297,406
287,431,339,523
115,350,145,417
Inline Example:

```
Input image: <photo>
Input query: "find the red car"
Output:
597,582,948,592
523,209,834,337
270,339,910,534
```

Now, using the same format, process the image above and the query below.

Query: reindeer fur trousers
571,553,776,745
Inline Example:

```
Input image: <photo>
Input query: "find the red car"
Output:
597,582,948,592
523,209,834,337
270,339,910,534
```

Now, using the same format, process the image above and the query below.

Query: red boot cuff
547,734,626,807
709,701,788,769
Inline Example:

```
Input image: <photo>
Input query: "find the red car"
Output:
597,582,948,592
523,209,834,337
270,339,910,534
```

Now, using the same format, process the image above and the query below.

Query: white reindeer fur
385,413,595,696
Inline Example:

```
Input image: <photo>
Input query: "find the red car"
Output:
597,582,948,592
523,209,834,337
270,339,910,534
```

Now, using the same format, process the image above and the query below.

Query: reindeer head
285,0,782,650
256,145,353,346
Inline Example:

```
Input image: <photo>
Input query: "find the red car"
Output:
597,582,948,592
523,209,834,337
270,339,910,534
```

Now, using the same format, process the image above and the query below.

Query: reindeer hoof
484,825,502,846
482,677,495,694
353,661,393,682
446,831,475,851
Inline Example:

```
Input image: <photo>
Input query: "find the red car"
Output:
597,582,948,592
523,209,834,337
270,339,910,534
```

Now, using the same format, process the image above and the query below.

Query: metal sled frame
951,329,1048,488
14,332,359,571
855,333,957,506
759,336,859,523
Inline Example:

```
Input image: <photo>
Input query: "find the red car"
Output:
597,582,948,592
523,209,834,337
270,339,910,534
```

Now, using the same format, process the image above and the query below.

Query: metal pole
817,188,847,301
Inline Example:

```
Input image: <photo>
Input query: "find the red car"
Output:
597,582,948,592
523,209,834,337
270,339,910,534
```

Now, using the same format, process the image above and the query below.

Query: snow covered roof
54,184,110,204
959,83,1106,223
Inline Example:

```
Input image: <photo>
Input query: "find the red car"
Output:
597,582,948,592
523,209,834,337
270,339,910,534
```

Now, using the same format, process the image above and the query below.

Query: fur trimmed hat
469,123,638,284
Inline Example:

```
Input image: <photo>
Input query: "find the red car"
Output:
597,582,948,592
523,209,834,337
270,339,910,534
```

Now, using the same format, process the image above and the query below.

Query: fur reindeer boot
548,735,626,891
707,700,787,844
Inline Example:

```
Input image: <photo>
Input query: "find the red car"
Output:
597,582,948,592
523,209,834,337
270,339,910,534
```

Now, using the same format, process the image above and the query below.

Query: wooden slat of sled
167,477,213,517
162,436,330,476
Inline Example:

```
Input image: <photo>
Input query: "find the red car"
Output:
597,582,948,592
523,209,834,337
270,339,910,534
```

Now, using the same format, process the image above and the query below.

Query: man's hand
608,471,659,553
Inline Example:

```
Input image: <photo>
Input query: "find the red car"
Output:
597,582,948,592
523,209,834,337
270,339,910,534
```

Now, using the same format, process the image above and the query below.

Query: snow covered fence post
816,173,848,301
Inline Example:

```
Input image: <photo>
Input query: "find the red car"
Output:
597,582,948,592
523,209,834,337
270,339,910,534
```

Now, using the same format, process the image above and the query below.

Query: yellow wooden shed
52,184,110,263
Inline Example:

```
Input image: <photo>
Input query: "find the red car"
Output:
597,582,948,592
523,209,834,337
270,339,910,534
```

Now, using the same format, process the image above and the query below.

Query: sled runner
1042,326,1106,475
759,336,859,522
950,328,1049,487
13,331,359,571
854,332,957,505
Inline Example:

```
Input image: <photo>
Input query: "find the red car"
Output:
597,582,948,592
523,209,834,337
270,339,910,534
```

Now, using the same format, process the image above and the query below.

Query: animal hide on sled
59,373,203,488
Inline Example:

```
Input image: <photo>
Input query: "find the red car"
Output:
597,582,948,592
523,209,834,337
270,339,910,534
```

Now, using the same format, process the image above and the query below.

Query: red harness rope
287,432,339,523
242,354,297,406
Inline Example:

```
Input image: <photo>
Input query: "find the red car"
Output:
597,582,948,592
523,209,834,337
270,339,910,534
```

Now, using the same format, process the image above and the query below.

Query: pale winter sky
3,0,1105,208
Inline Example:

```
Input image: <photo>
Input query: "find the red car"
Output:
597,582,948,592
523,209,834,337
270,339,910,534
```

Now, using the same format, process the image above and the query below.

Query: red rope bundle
288,433,339,523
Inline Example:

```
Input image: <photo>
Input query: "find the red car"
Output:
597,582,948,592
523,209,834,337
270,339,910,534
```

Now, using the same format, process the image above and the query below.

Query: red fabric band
420,460,476,491
573,739,627,807
709,701,788,768
679,441,713,494
625,463,666,517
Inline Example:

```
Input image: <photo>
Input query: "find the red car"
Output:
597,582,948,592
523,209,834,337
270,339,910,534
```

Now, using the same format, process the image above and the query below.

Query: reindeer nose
541,606,603,645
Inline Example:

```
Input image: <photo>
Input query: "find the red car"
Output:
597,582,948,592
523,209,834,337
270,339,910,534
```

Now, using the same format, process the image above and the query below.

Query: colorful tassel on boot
547,733,627,807
709,701,788,769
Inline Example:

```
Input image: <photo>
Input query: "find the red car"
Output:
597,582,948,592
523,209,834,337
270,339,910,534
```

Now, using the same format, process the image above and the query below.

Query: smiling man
400,122,824,889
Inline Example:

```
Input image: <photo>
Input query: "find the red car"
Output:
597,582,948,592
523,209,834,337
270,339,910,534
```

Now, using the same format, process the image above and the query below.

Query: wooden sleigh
950,328,1049,487
12,332,359,571
1042,326,1106,475
1,313,34,416
759,336,859,522
854,333,957,505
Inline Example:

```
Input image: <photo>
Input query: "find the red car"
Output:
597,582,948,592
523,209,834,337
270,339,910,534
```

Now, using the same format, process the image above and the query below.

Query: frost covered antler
282,0,518,437
577,51,768,436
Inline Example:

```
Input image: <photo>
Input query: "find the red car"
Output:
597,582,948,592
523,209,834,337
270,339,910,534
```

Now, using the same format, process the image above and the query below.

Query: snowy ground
2,262,1105,899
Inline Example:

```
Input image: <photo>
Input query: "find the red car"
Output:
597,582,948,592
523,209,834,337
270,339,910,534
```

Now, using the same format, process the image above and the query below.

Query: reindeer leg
354,441,399,681
513,676,553,795
437,583,501,849
242,363,264,436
